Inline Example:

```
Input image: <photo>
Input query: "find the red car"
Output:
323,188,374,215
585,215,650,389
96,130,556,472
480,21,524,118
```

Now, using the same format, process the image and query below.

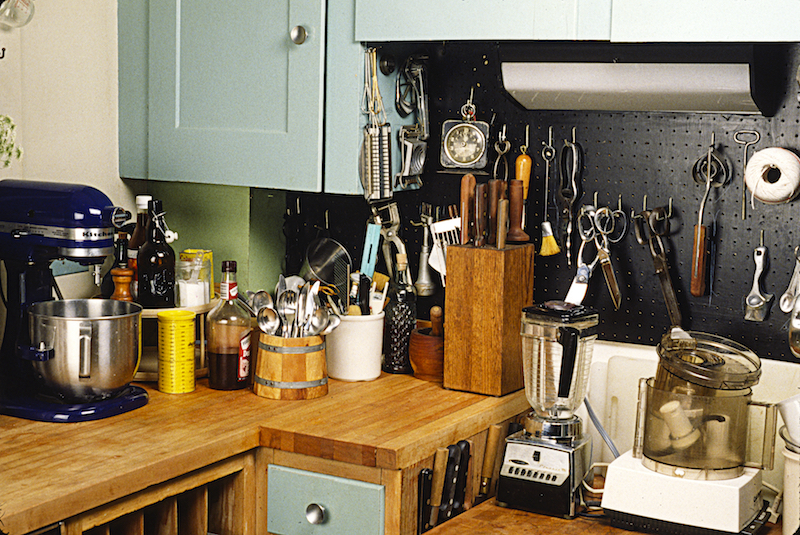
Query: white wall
0,1,139,329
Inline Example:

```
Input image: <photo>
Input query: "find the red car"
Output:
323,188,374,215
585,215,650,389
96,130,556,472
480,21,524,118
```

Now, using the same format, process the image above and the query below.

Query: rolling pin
429,447,449,527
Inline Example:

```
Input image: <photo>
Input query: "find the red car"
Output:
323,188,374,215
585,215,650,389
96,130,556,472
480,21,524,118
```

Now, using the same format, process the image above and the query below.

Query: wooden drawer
268,465,385,534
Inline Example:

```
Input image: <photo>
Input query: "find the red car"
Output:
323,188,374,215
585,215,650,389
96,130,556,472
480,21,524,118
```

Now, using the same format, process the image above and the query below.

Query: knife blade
597,249,621,310
428,447,449,528
439,444,462,523
451,440,471,517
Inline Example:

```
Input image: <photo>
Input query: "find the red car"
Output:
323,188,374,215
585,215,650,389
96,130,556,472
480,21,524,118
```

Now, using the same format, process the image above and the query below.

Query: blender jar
520,301,598,420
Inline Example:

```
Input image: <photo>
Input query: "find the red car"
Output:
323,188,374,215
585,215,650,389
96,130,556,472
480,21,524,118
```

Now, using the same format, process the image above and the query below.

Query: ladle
257,306,281,336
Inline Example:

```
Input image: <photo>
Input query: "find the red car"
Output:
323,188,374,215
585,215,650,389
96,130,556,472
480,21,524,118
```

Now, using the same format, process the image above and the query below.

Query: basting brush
539,126,561,256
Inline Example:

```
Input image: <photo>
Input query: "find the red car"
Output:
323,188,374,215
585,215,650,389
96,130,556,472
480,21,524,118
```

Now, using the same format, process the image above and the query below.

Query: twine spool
744,147,800,205
157,309,197,394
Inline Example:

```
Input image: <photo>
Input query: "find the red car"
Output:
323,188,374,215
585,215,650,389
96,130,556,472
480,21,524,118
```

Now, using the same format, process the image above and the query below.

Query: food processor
496,301,598,518
602,330,776,534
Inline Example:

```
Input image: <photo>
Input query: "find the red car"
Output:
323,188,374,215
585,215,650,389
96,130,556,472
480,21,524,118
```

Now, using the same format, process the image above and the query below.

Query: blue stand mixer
0,179,148,422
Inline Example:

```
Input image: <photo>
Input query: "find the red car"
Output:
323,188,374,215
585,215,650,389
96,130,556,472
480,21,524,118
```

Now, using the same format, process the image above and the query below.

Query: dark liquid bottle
207,260,252,390
382,253,416,374
127,194,152,300
137,199,175,308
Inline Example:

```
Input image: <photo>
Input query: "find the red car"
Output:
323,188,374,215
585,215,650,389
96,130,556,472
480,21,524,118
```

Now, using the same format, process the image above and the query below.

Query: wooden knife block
444,243,535,396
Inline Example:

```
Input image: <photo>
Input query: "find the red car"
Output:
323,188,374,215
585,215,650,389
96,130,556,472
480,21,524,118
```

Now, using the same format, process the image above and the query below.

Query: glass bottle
137,199,176,308
100,231,129,298
127,194,152,299
207,261,252,390
382,253,417,374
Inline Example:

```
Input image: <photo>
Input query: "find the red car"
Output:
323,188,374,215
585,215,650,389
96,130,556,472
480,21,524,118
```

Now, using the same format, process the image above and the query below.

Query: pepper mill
110,267,134,302
506,179,530,243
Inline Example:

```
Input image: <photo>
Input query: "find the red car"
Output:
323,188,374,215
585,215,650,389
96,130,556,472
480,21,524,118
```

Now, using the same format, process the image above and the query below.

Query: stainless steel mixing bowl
26,299,142,402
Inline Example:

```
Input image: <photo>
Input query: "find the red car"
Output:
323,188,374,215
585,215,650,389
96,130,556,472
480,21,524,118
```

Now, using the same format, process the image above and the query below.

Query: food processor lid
657,330,761,390
523,300,599,324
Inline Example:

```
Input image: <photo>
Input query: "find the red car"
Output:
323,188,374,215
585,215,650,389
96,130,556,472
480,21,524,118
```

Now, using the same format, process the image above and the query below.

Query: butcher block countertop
426,499,783,535
0,374,528,534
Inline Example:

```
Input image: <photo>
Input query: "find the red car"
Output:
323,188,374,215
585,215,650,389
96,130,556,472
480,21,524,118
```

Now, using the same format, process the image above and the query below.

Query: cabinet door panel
148,0,325,191
267,465,385,534
611,0,800,42
354,0,611,41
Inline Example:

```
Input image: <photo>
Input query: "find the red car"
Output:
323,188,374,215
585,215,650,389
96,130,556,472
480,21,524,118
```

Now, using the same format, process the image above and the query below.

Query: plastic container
157,309,196,394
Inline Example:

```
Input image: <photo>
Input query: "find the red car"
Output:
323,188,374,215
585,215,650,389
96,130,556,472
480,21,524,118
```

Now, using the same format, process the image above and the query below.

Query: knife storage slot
444,244,535,396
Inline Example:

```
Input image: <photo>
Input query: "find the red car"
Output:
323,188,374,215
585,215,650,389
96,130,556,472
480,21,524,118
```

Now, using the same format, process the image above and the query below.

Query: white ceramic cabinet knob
290,25,307,45
306,503,326,524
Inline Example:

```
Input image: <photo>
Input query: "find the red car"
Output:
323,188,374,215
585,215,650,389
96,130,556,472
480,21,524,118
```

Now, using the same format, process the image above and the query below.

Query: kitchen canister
254,333,328,400
157,309,197,394
325,312,384,381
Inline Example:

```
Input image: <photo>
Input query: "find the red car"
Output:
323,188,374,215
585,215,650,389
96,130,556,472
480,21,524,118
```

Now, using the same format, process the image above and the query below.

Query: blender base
601,451,767,535
496,429,592,518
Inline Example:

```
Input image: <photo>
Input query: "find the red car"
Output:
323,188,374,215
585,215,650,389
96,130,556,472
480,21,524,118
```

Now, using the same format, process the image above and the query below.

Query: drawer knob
305,503,326,524
290,25,307,45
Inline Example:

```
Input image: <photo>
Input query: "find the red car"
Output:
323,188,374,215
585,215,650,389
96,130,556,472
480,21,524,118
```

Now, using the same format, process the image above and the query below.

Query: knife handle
691,224,708,297
429,447,449,527
474,182,488,247
459,174,476,245
497,199,509,250
487,179,501,246
506,180,529,243
479,424,503,496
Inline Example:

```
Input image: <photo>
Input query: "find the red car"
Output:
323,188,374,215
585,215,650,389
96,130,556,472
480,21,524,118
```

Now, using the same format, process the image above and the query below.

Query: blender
496,301,598,518
602,330,776,534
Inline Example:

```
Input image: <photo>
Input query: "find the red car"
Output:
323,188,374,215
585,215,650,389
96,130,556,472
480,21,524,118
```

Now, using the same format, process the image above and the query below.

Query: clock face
443,123,486,166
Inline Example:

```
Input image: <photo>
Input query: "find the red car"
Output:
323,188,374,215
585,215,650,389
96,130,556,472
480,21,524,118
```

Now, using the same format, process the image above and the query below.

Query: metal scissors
634,206,682,327
564,204,622,309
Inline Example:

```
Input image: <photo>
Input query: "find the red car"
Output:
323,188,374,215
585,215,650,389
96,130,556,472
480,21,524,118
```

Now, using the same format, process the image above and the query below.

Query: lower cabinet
267,465,385,534
59,451,265,535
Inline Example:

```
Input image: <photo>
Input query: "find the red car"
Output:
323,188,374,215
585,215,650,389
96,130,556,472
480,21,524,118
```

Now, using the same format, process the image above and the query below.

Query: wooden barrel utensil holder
254,333,328,400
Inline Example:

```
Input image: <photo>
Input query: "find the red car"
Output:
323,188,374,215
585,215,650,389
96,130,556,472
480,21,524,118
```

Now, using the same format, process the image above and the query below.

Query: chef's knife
451,440,471,516
417,468,433,534
428,447,449,528
478,424,502,499
439,444,462,524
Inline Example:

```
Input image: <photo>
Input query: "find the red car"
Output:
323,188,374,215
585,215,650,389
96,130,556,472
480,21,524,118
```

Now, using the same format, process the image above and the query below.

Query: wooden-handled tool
487,179,502,246
506,180,529,243
474,182,488,247
479,424,502,497
691,144,714,297
429,447,449,528
459,173,476,245
497,198,509,249
516,126,533,229
430,305,443,337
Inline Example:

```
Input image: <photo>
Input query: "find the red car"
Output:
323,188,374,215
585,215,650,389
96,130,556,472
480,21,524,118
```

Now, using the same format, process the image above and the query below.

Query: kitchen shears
634,205,682,327
564,203,625,309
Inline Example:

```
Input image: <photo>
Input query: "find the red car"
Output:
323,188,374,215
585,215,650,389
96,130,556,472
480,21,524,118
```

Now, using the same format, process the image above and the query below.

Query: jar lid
522,301,599,324
657,331,761,390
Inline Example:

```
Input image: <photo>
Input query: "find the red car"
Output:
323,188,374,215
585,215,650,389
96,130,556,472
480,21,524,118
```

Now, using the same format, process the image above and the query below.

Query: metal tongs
634,204,682,328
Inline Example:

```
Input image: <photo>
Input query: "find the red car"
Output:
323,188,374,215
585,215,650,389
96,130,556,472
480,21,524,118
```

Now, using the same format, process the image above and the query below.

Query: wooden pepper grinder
110,267,134,302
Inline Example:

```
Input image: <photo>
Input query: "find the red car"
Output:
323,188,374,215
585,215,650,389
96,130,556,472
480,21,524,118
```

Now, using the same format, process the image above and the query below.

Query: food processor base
1,385,148,422
601,451,767,534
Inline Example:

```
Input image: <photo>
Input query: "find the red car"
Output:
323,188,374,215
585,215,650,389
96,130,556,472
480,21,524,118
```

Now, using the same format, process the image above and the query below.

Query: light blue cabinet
267,465,385,534
611,0,800,42
354,0,612,41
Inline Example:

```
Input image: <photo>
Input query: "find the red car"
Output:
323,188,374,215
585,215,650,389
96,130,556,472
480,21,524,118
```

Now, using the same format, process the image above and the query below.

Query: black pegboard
287,41,800,364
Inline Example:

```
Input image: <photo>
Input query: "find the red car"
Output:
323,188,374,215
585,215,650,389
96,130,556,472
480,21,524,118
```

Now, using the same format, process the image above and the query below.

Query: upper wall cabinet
354,0,612,41
611,0,800,42
120,0,326,191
